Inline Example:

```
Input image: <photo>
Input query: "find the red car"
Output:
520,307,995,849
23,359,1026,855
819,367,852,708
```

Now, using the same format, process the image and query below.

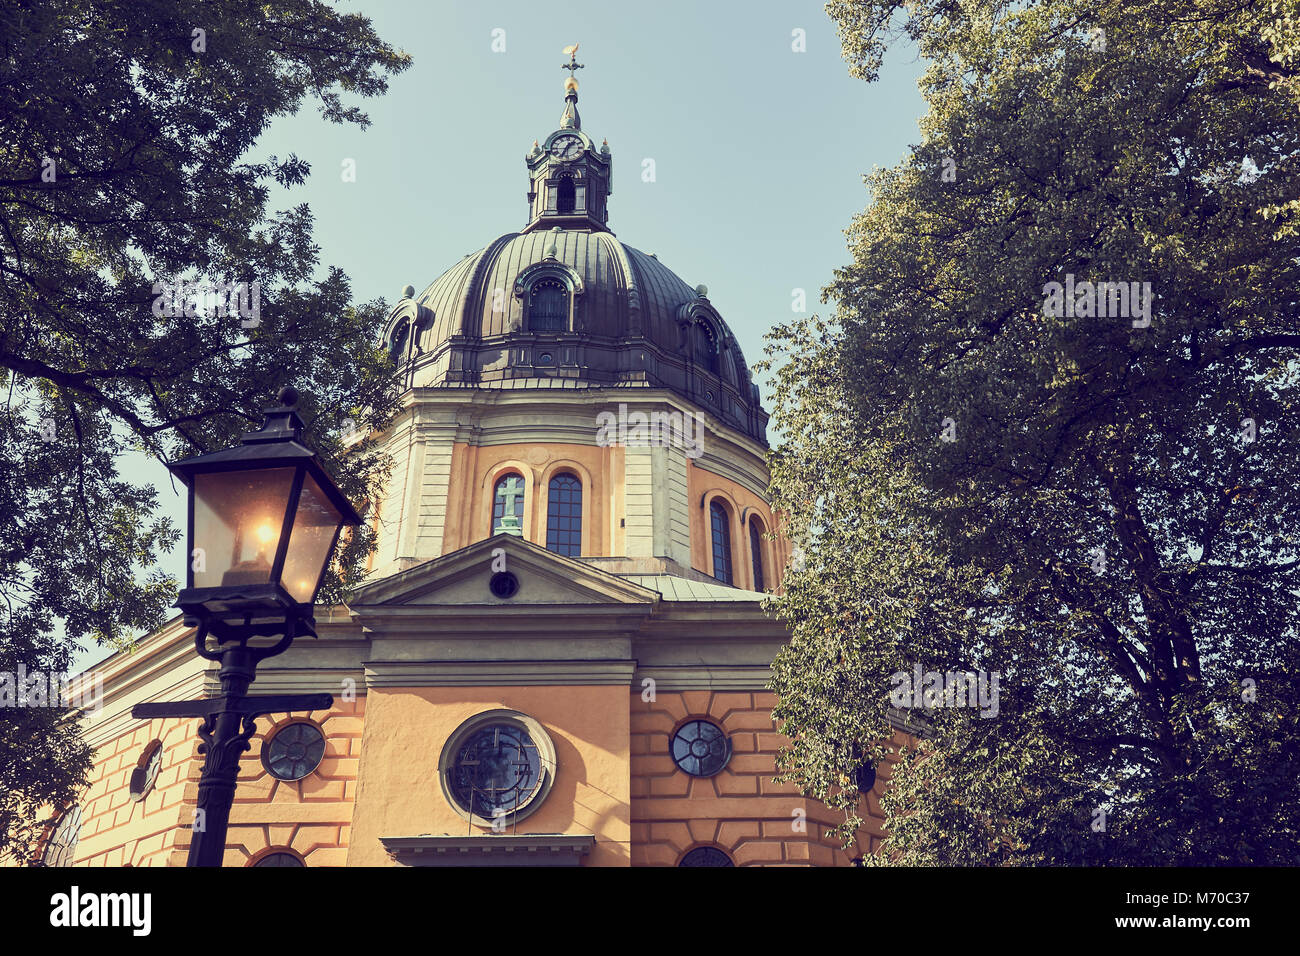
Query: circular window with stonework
253,850,305,867
679,846,734,867
439,710,557,828
129,741,164,802
670,719,731,777
41,804,82,868
263,722,326,781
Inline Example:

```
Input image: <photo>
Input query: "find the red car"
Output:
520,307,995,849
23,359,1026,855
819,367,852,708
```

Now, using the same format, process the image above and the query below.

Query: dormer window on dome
388,318,409,363
692,320,719,374
529,278,569,331
514,258,582,333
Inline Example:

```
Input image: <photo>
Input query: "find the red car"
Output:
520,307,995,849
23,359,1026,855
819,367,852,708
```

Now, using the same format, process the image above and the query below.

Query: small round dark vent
489,571,520,599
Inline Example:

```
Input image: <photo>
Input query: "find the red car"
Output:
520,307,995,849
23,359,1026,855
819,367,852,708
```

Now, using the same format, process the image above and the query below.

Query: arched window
492,474,525,536
545,473,582,556
556,177,576,214
749,517,765,591
693,321,718,374
709,500,732,585
529,278,568,332
388,319,409,363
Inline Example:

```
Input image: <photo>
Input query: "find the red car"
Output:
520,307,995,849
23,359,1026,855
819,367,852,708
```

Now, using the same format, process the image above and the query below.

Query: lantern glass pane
281,471,342,603
192,468,297,589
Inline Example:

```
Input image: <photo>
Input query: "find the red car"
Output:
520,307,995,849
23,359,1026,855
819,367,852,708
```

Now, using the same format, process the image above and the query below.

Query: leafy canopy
765,0,1300,863
0,0,409,862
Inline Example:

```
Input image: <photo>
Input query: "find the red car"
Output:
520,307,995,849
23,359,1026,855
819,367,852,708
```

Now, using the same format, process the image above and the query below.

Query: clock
549,134,584,161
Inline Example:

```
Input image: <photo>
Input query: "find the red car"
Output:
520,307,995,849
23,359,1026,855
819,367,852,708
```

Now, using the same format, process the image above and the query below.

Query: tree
764,0,1300,863
0,0,409,863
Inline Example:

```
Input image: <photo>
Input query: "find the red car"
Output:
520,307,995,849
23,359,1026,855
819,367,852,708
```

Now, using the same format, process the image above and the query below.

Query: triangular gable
351,534,661,608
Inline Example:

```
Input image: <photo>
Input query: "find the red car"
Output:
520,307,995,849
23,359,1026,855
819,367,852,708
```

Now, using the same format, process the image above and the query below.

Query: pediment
351,534,660,608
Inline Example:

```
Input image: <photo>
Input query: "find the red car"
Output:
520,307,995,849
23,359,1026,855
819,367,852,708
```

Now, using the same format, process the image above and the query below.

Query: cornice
389,386,771,465
81,667,210,750
380,834,595,866
365,659,637,687
634,664,774,691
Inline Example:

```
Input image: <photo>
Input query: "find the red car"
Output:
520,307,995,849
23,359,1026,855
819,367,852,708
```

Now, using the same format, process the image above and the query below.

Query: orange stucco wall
53,717,194,867
433,439,787,592
210,699,364,867
30,684,900,867
630,689,886,865
347,685,631,866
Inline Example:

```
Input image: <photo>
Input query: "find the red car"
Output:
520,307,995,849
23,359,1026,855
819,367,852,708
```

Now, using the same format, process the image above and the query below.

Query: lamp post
132,388,361,867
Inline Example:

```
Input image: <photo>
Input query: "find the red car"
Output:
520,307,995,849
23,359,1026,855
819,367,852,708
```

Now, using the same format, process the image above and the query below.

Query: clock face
549,135,583,161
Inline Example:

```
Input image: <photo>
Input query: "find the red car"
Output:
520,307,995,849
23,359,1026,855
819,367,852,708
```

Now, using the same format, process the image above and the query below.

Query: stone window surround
437,708,558,829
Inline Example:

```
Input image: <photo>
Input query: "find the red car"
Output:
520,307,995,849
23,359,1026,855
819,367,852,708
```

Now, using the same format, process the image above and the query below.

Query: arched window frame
491,472,526,536
527,277,570,332
387,317,410,364
693,319,720,375
547,167,583,217
513,263,583,334
708,498,734,585
556,176,576,215
748,516,766,592
544,472,583,556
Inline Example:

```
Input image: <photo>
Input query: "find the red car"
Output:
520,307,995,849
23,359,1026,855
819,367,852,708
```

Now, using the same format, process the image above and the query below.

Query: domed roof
382,68,767,444
419,229,692,342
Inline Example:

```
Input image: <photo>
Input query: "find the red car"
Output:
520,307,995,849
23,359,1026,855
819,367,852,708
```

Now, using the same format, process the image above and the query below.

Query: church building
32,58,892,867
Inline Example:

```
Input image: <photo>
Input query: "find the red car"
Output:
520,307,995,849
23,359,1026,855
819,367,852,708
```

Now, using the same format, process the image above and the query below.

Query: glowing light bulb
256,523,276,545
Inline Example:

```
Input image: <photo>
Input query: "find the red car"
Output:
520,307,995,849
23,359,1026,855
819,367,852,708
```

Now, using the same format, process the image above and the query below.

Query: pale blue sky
77,0,925,671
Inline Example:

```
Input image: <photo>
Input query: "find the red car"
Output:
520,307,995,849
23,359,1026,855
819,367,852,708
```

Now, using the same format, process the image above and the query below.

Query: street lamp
133,388,361,866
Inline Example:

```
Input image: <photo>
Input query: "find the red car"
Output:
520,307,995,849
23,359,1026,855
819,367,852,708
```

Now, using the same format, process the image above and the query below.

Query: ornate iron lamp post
132,388,361,866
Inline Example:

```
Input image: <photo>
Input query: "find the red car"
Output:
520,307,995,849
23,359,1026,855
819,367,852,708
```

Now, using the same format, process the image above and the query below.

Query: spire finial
562,43,583,77
560,43,583,130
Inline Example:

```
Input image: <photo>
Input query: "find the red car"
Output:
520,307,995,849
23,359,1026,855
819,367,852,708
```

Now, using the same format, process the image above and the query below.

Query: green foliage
0,0,409,862
765,0,1300,863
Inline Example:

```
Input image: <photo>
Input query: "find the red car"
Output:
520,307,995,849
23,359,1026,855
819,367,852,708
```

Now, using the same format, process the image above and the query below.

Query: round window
41,804,82,868
679,846,733,867
670,719,731,777
439,710,557,827
129,741,164,802
263,722,326,781
253,851,305,867
489,571,519,599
